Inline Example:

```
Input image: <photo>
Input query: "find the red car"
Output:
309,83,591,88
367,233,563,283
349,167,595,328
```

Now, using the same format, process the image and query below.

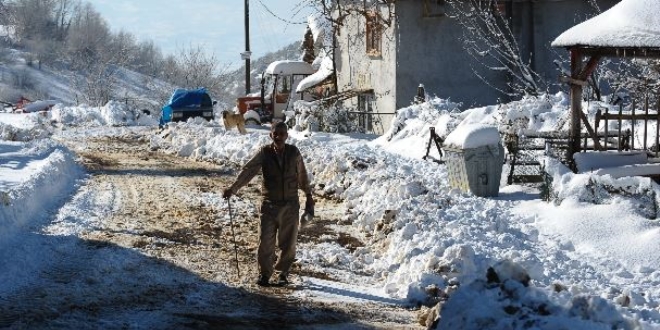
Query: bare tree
52,0,78,42
130,40,163,77
0,0,9,25
8,0,56,41
445,0,544,98
164,45,230,99
65,3,125,105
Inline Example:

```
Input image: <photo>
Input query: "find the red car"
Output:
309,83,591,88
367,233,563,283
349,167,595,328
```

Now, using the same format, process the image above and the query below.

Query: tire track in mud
3,133,423,329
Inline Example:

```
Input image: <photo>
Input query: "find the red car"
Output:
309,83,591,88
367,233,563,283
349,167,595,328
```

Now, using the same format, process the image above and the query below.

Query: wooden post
595,108,601,149
656,93,660,157
618,105,623,151
630,98,637,150
569,49,584,164
644,93,649,150
579,110,602,151
632,101,636,150
604,108,609,150
595,109,601,132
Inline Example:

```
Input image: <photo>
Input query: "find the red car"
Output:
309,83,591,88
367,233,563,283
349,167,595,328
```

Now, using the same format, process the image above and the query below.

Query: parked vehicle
160,88,216,125
236,61,316,125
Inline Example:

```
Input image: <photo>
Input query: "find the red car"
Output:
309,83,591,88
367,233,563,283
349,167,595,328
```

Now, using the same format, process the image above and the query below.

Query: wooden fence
593,96,660,156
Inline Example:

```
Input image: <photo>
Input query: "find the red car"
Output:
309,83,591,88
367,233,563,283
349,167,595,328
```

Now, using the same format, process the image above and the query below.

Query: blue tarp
160,88,210,125
167,88,208,109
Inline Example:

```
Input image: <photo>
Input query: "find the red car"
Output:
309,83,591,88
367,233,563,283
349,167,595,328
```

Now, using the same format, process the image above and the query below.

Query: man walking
223,122,314,286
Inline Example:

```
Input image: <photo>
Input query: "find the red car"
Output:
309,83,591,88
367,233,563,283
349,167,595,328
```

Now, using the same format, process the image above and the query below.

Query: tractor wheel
245,118,260,126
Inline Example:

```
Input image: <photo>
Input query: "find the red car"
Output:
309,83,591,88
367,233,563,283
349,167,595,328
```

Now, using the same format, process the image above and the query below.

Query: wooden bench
574,150,660,182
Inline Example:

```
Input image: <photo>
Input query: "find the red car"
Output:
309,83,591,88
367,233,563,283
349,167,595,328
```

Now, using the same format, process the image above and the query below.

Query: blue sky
86,0,313,69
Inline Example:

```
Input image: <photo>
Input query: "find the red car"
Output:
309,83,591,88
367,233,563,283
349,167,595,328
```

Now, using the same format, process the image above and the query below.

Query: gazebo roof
552,0,660,51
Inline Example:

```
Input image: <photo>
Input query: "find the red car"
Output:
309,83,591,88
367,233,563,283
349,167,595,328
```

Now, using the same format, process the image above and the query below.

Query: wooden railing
594,103,660,157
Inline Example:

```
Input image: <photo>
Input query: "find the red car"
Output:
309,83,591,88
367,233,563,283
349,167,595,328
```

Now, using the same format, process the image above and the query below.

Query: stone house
333,0,619,134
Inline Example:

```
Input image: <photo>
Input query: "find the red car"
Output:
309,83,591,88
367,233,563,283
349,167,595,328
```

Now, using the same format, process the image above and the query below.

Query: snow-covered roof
296,12,335,92
264,61,315,76
21,100,58,113
552,0,660,49
296,56,333,92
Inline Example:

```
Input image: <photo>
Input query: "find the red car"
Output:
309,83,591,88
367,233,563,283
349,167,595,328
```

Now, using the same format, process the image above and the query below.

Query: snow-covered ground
3,94,660,329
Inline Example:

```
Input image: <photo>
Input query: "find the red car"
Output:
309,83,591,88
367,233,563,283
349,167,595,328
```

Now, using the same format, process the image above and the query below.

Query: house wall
395,1,507,111
512,0,619,88
335,4,398,134
334,0,619,135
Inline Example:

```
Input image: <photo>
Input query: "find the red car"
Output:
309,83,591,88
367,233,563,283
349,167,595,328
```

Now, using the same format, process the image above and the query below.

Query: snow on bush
544,156,660,218
292,100,362,134
497,92,571,134
383,97,462,142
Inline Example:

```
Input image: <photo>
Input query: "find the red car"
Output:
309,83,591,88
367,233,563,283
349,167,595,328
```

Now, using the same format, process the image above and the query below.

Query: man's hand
223,188,233,200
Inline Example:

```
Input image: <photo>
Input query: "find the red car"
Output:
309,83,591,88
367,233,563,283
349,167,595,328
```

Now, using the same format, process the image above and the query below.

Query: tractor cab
237,60,315,125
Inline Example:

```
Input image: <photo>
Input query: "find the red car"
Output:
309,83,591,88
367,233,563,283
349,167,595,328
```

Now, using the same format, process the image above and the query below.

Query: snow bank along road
0,130,420,329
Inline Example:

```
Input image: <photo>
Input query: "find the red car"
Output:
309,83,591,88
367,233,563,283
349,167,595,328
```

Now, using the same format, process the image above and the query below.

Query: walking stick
226,198,241,280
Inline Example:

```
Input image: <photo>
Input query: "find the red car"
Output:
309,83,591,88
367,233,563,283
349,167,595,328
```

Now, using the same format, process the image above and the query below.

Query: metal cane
226,198,241,280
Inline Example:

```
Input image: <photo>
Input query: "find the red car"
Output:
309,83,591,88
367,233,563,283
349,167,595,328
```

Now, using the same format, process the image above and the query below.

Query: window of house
422,0,446,17
494,1,508,17
365,12,382,56
478,0,508,17
357,93,374,132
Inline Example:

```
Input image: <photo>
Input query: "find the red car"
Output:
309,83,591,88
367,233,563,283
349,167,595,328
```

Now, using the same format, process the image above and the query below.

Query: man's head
270,122,288,148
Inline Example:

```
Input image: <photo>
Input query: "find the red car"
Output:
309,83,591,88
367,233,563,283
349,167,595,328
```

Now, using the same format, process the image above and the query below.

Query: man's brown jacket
228,144,312,202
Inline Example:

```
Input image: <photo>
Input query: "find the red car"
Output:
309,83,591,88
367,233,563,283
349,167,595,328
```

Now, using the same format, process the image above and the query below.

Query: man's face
270,126,288,146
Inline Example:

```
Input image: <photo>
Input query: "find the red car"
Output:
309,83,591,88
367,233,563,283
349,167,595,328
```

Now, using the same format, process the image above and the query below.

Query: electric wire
256,0,307,25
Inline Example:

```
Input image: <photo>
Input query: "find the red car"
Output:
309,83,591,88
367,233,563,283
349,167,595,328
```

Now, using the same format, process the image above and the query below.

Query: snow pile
382,97,462,142
0,140,83,243
152,120,656,328
50,101,158,127
497,92,571,134
150,120,270,161
438,260,640,330
545,156,660,219
0,113,53,141
149,112,652,330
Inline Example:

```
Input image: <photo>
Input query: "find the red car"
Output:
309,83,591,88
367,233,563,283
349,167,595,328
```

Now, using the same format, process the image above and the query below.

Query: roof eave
554,45,660,59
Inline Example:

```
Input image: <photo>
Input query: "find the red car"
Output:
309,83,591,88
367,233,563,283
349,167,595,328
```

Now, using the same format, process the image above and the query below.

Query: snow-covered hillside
0,48,169,112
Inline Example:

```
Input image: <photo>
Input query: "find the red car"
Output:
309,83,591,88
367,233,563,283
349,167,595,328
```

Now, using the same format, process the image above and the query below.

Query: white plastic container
444,124,504,197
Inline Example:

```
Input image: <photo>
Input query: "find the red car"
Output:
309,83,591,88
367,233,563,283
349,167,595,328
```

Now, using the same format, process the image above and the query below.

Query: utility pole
244,0,251,95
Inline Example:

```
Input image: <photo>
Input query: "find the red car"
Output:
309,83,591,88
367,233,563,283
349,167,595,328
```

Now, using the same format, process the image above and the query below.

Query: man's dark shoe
256,274,270,287
276,273,289,286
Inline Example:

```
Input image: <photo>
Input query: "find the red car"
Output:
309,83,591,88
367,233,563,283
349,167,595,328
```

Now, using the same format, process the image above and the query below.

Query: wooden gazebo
551,0,660,160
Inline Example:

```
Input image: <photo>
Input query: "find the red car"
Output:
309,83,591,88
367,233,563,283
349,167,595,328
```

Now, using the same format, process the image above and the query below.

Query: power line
256,0,307,25
254,1,277,53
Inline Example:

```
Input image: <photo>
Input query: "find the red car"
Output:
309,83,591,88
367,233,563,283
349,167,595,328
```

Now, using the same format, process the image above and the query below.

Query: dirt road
0,131,422,329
